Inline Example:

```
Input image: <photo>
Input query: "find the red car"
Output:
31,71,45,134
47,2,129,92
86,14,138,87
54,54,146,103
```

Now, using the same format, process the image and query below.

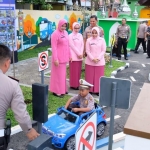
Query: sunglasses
74,28,80,29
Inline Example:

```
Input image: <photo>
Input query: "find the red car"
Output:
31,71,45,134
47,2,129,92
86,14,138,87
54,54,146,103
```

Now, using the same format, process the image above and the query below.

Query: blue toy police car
42,103,106,150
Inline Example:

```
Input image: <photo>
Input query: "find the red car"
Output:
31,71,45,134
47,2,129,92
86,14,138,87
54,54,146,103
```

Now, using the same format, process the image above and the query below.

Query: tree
16,0,53,10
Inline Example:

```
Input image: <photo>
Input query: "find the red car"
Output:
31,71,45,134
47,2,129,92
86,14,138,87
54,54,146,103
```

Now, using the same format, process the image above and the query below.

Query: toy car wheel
65,136,75,150
97,123,105,137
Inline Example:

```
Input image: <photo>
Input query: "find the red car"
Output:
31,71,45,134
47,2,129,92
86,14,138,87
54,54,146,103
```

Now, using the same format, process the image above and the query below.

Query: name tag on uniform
73,38,79,40
90,43,96,45
61,35,65,38
0,129,4,137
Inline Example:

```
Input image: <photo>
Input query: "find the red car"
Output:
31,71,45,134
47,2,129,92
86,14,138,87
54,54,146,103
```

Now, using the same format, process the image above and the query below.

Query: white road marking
142,64,146,67
106,115,121,122
130,76,136,81
114,148,124,150
128,60,138,63
134,69,140,73
111,76,115,78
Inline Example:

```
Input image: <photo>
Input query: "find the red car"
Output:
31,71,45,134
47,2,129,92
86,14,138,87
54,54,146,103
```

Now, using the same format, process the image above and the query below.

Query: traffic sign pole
108,82,117,150
37,51,49,134
41,71,44,84
37,71,44,134
109,45,113,68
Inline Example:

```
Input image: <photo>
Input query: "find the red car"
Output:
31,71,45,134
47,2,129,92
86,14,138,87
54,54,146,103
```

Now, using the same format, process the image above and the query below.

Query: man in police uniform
65,79,94,113
116,18,131,60
134,20,148,53
83,15,104,57
0,44,39,149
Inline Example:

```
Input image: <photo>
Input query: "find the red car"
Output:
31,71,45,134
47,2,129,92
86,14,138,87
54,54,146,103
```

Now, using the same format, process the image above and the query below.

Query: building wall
16,10,87,51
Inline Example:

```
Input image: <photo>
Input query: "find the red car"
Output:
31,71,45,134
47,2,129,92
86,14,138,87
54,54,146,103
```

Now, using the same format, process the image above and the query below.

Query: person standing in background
83,15,104,57
134,20,148,54
146,25,150,58
50,19,71,98
85,27,106,96
116,18,131,60
69,22,84,90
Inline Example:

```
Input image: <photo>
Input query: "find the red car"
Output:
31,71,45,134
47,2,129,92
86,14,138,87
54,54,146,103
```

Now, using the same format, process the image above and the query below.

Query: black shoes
146,56,150,59
70,87,79,90
125,57,128,60
118,57,121,60
134,51,139,54
90,92,99,96
53,93,64,98
95,93,99,96
144,51,147,53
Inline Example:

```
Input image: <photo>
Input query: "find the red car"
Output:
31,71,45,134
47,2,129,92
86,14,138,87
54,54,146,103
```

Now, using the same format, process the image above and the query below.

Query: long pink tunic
85,27,106,93
69,22,84,88
49,19,70,94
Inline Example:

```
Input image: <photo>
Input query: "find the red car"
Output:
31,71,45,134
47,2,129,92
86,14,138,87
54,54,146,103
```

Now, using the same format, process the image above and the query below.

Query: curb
148,73,150,81
111,62,130,78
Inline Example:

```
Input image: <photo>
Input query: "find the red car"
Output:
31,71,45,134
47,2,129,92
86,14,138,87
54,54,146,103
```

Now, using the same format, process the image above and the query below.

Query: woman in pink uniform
50,19,71,98
85,27,106,96
69,22,84,90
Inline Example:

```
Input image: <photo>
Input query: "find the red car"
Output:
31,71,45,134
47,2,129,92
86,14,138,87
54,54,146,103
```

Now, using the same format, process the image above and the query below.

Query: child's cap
79,79,94,89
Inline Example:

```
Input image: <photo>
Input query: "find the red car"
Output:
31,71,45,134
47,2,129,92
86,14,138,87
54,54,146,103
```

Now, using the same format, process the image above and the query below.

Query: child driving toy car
65,79,95,113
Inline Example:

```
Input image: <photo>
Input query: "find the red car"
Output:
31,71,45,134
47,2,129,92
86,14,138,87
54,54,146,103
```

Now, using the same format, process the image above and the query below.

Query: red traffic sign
38,51,49,71
75,112,97,150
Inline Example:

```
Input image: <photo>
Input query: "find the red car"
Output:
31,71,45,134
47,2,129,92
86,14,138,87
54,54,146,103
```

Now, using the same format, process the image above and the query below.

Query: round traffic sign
39,52,48,70
78,122,96,150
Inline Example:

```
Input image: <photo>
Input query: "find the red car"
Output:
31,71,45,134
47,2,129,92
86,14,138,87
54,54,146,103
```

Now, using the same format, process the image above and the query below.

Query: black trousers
72,0,81,6
135,38,146,52
147,40,150,57
117,37,128,58
0,137,7,150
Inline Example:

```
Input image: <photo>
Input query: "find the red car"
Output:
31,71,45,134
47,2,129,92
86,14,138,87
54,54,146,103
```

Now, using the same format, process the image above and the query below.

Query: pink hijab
91,27,100,38
57,19,67,33
72,22,80,35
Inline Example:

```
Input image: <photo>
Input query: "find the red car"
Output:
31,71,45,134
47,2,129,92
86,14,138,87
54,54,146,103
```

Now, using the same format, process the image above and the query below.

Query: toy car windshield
57,109,77,124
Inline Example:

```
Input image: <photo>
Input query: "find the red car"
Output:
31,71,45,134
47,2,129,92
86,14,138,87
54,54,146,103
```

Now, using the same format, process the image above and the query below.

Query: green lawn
47,60,126,78
6,86,71,127
18,46,51,61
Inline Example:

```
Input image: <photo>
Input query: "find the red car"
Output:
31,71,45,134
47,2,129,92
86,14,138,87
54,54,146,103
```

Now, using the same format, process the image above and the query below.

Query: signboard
38,51,49,72
75,112,97,150
100,77,131,109
0,0,17,51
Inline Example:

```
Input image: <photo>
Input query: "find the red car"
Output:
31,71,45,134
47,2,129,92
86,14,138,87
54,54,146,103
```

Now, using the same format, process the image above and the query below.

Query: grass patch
46,60,126,78
6,86,71,127
18,46,51,61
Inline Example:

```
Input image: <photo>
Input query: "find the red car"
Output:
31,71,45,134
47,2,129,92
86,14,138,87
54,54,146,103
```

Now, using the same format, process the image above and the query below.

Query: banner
0,0,17,51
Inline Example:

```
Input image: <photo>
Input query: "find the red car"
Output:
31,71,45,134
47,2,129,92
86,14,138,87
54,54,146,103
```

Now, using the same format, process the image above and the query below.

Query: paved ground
7,50,150,150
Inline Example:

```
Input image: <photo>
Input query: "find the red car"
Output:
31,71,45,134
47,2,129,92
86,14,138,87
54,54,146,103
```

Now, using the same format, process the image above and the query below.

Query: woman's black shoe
95,93,99,96
70,87,79,90
53,93,64,98
66,92,68,94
